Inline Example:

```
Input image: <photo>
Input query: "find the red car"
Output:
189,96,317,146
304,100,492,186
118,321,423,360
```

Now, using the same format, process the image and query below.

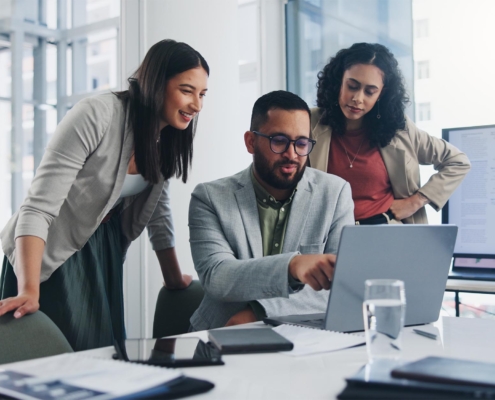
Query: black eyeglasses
252,131,316,156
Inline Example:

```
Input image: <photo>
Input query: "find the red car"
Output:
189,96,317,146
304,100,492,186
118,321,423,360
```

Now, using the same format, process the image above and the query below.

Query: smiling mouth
179,110,195,118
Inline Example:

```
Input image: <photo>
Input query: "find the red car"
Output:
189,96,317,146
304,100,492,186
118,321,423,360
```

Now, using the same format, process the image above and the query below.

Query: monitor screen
442,124,495,260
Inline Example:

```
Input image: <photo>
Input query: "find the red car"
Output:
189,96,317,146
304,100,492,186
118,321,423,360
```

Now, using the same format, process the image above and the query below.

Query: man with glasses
188,91,354,330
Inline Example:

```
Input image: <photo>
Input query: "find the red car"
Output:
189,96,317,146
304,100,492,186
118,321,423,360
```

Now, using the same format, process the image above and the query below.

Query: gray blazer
188,165,354,330
1,93,175,282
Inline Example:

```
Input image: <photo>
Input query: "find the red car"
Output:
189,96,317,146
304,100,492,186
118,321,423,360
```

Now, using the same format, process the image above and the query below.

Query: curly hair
316,43,409,147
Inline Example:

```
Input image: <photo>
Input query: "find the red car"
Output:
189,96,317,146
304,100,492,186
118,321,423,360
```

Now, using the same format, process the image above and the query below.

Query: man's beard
253,148,306,190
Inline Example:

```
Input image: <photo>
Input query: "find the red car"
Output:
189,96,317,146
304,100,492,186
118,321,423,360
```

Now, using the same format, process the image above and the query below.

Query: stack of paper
273,324,365,356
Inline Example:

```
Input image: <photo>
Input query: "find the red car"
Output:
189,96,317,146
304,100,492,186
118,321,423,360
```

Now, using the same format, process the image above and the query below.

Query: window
286,0,414,116
417,102,431,121
0,0,120,262
415,19,429,38
238,0,260,133
416,60,429,79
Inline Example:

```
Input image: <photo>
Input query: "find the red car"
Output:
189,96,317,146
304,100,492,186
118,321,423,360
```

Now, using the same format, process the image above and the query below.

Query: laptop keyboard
301,318,324,328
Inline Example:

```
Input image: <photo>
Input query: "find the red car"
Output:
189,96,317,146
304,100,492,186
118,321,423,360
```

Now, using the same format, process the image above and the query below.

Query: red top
327,129,394,221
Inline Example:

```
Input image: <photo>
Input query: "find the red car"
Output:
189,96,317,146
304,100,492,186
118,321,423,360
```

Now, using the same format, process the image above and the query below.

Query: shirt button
281,208,285,212
270,197,274,201
274,243,279,247
263,199,266,203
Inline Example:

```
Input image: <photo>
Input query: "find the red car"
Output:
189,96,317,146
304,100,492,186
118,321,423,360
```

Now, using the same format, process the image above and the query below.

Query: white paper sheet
273,324,365,356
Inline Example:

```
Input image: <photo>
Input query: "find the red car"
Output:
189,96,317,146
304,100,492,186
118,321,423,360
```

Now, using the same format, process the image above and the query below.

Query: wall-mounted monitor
442,124,495,280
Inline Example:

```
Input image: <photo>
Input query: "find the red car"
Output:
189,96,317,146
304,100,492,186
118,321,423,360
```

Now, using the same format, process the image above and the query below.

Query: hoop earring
376,100,381,119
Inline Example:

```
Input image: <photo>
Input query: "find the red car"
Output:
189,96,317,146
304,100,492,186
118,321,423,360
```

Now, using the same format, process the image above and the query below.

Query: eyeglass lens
271,135,313,156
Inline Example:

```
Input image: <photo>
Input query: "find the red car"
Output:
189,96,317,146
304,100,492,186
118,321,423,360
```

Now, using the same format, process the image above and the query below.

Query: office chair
153,280,204,338
0,311,73,364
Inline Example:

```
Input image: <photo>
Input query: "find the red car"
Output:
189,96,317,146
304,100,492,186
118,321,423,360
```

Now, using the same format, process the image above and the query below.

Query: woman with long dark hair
0,39,209,350
310,42,470,224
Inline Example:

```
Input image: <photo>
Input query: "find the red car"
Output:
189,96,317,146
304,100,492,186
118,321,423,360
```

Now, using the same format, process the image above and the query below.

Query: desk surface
86,317,495,400
446,278,495,293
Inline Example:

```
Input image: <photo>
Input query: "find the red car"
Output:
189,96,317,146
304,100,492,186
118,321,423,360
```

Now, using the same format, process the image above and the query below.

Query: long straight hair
116,39,209,184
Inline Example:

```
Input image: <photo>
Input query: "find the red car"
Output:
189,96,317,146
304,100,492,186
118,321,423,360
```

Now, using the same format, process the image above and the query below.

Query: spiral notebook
273,324,365,356
0,353,183,399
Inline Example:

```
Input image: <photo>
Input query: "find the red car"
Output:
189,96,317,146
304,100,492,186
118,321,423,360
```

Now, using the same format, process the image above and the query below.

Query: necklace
341,136,365,168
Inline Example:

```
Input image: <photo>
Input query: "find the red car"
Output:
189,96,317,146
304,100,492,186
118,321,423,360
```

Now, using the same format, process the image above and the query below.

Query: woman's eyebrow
347,78,379,90
179,83,208,91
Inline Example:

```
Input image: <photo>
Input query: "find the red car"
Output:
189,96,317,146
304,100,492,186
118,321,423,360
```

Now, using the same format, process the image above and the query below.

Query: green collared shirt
248,168,302,320
250,168,297,256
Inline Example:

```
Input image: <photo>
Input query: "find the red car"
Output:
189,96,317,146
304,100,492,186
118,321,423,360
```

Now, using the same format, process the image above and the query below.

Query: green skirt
0,210,125,352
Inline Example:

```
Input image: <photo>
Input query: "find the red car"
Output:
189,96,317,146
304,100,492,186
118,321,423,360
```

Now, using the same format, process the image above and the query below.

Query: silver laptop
265,225,458,332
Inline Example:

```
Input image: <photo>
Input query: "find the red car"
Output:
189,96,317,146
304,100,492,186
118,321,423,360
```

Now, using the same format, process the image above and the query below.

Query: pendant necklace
341,136,365,168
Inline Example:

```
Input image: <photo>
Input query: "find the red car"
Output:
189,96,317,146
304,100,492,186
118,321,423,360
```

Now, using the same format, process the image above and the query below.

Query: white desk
88,317,495,399
446,279,495,316
446,279,495,293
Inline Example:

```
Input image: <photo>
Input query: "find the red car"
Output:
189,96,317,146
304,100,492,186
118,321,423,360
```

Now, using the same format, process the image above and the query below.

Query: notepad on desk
273,324,365,356
0,353,183,400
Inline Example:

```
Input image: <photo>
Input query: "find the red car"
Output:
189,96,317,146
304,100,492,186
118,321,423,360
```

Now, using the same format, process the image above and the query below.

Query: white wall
143,0,250,276
121,0,286,337
124,0,254,337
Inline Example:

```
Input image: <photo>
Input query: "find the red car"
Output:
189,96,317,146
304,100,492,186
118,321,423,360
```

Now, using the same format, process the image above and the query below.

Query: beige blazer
1,93,175,282
309,107,471,224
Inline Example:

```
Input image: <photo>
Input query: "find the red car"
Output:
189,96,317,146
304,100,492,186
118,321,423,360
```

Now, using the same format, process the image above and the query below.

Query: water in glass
363,280,405,362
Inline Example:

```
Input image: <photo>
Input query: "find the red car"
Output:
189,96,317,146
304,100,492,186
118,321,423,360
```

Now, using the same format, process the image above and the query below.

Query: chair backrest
0,311,73,365
153,280,205,338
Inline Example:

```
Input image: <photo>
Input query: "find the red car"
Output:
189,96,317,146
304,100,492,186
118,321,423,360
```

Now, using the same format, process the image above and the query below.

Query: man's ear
244,131,255,155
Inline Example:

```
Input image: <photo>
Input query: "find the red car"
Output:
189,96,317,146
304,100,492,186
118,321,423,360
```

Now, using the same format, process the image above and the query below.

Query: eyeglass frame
252,131,317,156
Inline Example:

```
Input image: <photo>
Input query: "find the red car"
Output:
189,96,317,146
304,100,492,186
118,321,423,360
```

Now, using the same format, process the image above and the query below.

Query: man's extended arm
189,183,297,302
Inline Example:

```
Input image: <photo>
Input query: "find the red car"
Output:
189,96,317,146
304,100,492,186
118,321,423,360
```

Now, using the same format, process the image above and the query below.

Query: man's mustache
274,160,299,167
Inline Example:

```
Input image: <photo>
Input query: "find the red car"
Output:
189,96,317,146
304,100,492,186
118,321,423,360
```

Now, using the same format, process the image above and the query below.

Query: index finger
0,298,24,317
325,254,337,268
318,259,334,281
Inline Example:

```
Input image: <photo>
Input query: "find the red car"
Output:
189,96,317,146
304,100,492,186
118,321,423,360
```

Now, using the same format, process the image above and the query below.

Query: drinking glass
363,279,406,362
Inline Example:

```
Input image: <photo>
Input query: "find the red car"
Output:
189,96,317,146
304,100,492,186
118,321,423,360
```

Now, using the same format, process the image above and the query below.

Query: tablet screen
121,338,223,367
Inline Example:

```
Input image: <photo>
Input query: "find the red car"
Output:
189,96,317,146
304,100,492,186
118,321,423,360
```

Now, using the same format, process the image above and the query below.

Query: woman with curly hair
309,42,470,224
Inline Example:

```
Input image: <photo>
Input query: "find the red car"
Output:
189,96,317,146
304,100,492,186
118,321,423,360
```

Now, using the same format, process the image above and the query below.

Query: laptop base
264,313,325,330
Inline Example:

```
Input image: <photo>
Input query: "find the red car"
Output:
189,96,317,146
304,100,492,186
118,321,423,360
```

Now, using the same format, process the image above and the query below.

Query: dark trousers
0,210,126,351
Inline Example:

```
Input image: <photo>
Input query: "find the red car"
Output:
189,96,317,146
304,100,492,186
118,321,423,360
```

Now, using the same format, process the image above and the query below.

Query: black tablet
114,337,224,368
207,328,294,354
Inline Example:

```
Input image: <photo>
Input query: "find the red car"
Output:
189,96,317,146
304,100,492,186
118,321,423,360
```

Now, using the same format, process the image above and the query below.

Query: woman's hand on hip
390,193,429,221
0,290,40,318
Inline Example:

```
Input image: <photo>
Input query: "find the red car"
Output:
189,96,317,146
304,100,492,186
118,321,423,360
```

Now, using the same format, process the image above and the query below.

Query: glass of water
363,279,406,362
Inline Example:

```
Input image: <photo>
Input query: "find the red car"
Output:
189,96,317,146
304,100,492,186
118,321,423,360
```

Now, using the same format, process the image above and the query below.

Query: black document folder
207,328,294,354
338,359,495,400
118,376,215,399
391,356,495,388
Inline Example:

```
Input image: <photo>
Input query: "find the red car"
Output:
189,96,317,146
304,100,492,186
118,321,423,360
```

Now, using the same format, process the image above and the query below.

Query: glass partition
286,0,414,118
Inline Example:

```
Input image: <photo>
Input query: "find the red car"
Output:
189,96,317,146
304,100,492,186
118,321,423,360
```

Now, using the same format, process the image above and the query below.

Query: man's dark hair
250,90,311,132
